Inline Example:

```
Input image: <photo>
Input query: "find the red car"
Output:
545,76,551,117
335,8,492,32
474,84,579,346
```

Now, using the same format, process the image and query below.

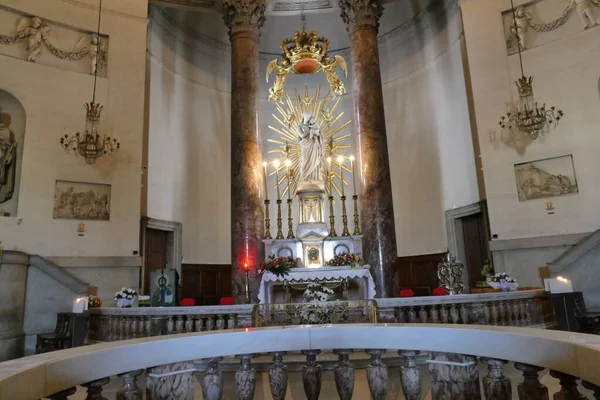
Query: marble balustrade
87,290,554,342
1,325,598,400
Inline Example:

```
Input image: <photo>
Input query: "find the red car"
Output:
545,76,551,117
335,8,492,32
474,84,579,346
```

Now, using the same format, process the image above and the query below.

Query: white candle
349,155,356,196
327,157,332,195
285,159,292,200
72,297,85,313
262,161,269,201
273,160,281,200
337,156,344,196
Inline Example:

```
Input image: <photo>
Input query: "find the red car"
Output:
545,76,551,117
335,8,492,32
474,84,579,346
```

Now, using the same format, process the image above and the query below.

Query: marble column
339,0,397,297
223,0,266,303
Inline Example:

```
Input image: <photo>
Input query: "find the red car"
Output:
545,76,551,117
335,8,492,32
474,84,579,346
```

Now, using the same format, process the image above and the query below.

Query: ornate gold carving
338,0,384,31
222,0,267,37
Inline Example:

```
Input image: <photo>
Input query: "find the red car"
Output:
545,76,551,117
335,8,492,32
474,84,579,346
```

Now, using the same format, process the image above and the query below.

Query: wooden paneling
181,264,232,306
143,228,167,294
394,253,446,297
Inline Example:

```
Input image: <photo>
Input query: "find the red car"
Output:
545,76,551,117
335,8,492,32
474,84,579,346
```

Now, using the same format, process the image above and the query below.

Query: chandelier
266,10,347,102
60,0,120,164
498,0,564,139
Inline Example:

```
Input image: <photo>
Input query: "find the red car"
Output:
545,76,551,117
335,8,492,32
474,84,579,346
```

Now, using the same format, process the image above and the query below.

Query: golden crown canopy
266,27,347,102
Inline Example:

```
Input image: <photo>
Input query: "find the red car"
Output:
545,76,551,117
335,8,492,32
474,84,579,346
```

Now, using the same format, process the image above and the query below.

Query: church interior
0,0,599,399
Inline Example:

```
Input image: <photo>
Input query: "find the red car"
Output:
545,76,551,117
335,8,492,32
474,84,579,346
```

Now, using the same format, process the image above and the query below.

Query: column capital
222,0,266,38
338,0,384,32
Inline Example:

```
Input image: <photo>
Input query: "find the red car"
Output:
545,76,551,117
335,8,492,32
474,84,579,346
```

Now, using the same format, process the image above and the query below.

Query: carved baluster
582,381,600,400
521,300,531,326
514,363,548,400
482,358,511,400
333,349,355,400
166,316,174,334
175,315,184,333
550,371,587,400
440,305,449,323
512,301,521,326
236,354,257,400
484,303,491,325
147,362,195,400
195,317,204,332
48,387,77,399
460,304,469,324
499,302,509,326
505,301,513,326
116,369,143,400
430,305,440,323
407,307,417,323
268,352,288,400
366,349,388,400
133,317,141,338
144,316,150,337
82,377,110,400
125,317,133,339
201,357,224,400
419,307,428,323
491,303,500,325
429,352,481,399
227,314,237,329
395,307,406,323
206,315,215,331
450,304,460,324
216,314,226,330
399,350,421,400
184,315,193,333
302,350,322,400
108,316,115,341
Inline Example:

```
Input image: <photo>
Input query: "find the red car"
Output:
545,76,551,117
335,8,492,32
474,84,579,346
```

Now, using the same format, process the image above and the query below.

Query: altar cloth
258,266,376,304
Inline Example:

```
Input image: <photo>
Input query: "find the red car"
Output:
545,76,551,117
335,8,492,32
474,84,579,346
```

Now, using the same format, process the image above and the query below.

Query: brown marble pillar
223,0,266,303
339,0,397,297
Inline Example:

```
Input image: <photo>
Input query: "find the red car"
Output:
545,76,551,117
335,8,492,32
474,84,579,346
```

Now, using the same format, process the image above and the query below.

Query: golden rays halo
267,85,353,200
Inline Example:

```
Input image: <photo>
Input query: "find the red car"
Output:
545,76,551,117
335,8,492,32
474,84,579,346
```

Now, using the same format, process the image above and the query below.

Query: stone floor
68,359,593,399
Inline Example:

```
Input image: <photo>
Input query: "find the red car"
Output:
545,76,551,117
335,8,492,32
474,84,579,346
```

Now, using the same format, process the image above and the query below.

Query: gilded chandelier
59,0,120,164
266,13,347,102
499,0,564,139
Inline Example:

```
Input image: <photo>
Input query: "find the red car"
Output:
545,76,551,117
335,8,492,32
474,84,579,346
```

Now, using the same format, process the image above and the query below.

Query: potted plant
488,273,519,292
114,287,137,308
88,295,102,308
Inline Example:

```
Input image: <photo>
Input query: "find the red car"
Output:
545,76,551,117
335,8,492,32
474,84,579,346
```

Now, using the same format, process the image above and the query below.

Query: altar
258,266,376,304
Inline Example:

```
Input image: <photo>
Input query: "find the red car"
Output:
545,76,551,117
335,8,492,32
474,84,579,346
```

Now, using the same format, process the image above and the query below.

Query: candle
349,155,356,196
262,161,269,201
72,297,86,313
337,156,344,196
273,159,281,200
327,157,332,194
285,159,292,200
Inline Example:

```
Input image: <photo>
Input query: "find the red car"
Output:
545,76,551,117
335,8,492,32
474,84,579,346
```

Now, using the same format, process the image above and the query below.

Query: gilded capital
338,0,384,32
222,0,267,38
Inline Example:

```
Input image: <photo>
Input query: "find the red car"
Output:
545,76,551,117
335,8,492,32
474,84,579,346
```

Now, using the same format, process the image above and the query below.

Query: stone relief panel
0,90,25,217
514,155,579,201
53,180,111,220
502,0,599,55
0,6,109,76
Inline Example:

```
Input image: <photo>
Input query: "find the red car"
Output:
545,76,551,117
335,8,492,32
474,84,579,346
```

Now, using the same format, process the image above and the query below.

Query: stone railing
87,290,554,342
1,324,599,400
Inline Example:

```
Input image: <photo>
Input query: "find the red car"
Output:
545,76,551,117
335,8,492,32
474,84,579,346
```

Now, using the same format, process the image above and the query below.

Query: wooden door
181,265,232,306
143,228,167,294
462,212,488,289
395,253,446,296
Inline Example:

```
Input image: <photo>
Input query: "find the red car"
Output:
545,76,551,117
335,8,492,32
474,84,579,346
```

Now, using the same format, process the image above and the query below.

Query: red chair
399,289,415,298
433,288,449,296
220,297,235,306
181,298,196,306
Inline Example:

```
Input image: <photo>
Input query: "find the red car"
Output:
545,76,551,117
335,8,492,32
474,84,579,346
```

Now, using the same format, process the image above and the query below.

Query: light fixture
265,7,347,102
60,0,120,164
499,0,564,140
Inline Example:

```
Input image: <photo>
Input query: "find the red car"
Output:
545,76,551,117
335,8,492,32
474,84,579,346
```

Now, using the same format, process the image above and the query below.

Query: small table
258,266,376,304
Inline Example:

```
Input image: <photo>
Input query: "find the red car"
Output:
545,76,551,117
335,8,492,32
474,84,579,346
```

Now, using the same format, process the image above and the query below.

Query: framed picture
514,155,579,201
53,180,111,220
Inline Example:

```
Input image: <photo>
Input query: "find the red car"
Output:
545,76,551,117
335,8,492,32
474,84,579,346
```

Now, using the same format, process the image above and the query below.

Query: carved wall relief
514,155,579,201
502,0,599,55
0,90,25,217
0,6,109,76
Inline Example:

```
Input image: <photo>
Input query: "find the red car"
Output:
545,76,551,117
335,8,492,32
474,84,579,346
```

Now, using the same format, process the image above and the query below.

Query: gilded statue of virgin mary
298,111,323,182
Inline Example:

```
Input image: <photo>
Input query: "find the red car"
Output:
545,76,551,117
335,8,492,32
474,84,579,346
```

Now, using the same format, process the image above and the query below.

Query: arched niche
0,89,26,217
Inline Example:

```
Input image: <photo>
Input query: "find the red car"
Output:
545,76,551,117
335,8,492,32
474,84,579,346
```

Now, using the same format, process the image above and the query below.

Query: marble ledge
89,304,255,316
376,289,547,308
47,256,142,268
489,233,590,251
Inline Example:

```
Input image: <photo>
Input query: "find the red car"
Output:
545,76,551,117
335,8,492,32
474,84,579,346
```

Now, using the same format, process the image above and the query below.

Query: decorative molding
272,1,333,12
339,0,384,32
445,202,484,262
28,255,89,294
47,256,142,268
152,0,216,9
489,232,589,251
548,229,600,274
222,0,267,37
141,217,183,287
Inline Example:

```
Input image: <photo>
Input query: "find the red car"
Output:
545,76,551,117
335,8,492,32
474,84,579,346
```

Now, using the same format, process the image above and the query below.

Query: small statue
481,258,493,278
17,17,47,62
569,0,598,29
0,105,17,204
321,55,347,96
511,7,533,49
88,34,106,75
297,111,323,182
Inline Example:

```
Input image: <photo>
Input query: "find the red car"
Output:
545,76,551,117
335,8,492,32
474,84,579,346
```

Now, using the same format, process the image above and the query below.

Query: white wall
0,0,147,258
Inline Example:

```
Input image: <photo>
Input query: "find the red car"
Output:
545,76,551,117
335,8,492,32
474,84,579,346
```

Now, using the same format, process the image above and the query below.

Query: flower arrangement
114,287,137,308
325,252,365,268
303,282,334,302
260,255,298,277
299,283,335,324
489,273,516,283
88,295,102,308
488,273,518,292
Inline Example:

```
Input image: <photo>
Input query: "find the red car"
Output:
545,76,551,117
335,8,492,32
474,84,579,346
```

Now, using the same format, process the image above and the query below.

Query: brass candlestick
244,268,250,304
352,194,361,235
276,199,284,239
340,195,350,236
328,195,337,237
264,200,272,239
286,199,295,239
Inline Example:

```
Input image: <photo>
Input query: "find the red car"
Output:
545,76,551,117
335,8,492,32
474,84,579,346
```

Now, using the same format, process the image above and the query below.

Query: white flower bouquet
488,273,518,292
114,287,138,307
299,283,335,323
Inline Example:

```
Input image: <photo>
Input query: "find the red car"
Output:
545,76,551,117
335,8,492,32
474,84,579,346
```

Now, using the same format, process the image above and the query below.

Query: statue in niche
0,105,18,204
511,7,532,49
302,197,321,223
298,111,323,182
569,0,598,29
17,17,47,62
84,34,107,75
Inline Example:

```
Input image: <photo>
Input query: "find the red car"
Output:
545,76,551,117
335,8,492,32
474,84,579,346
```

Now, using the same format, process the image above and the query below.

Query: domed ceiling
150,0,436,55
